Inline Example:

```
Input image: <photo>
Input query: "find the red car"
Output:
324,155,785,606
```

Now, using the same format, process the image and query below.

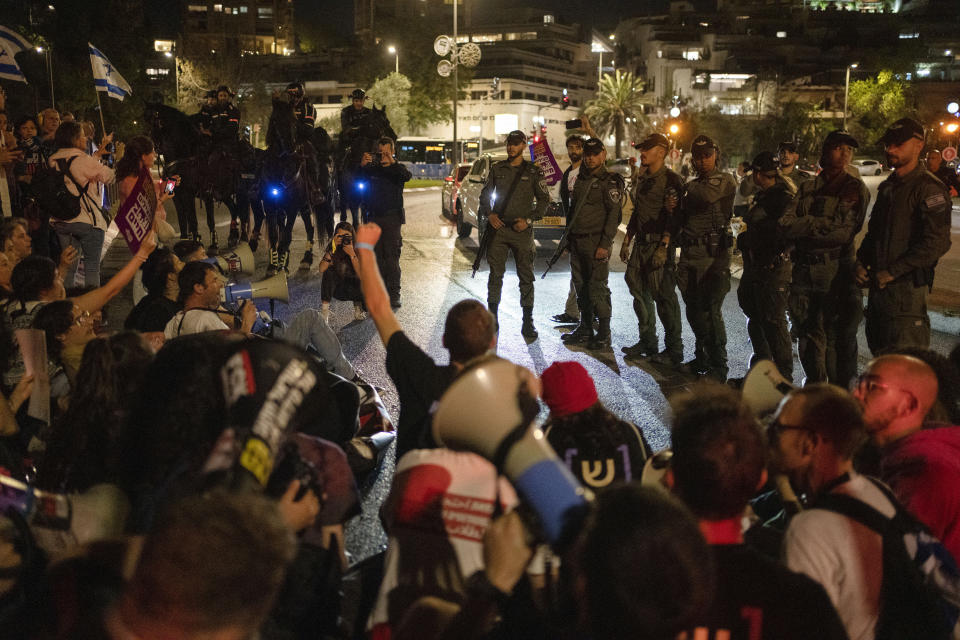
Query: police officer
210,85,240,153
619,133,685,365
925,149,960,195
856,118,952,353
781,130,868,386
341,88,372,134
736,151,795,380
777,141,813,191
286,81,323,202
478,130,549,338
676,135,737,381
196,89,218,135
360,136,411,308
560,137,624,349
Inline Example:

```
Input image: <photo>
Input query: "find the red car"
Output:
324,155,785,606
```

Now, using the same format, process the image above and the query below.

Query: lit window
187,4,207,12
472,33,502,43
543,13,554,23
682,50,700,60
213,3,223,11
917,68,930,77
258,6,272,16
154,39,174,52
657,50,663,58
899,32,919,39
239,5,248,12
776,31,787,38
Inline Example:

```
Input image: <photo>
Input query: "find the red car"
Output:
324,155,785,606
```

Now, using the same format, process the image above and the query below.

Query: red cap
540,361,599,417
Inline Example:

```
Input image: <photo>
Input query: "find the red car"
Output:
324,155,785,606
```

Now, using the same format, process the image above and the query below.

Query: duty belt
682,233,719,247
635,233,662,244
796,246,843,265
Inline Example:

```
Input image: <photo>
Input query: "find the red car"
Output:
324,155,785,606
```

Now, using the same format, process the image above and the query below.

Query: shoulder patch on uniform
539,178,548,192
925,193,947,209
608,186,621,201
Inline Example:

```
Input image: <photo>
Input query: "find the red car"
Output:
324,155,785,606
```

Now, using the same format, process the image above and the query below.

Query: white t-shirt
368,449,518,635
164,308,230,339
784,472,895,640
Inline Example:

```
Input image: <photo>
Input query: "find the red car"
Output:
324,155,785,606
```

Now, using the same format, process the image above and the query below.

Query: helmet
350,88,366,101
286,81,304,98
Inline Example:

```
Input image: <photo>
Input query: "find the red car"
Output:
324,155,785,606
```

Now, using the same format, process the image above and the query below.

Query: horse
335,105,396,228
201,132,254,252
144,101,204,241
257,96,318,274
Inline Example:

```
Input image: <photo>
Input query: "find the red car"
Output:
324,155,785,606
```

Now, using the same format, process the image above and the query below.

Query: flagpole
93,86,107,139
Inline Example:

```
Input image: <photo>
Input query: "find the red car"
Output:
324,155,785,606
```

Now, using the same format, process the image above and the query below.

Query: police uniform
622,133,685,364
677,136,737,381
562,138,624,349
341,104,373,135
478,132,549,336
781,167,813,191
931,163,960,194
210,102,240,151
857,119,952,354
781,130,868,386
736,152,795,380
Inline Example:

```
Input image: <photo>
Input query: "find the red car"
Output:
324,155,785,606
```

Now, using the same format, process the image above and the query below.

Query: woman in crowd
319,221,365,322
115,135,176,204
47,120,115,288
32,299,99,392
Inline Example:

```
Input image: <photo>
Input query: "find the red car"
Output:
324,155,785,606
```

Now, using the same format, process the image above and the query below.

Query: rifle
471,161,528,278
541,176,596,279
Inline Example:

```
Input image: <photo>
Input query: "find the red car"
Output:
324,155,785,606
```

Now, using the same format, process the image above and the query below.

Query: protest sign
114,166,156,254
529,137,563,186
16,328,50,425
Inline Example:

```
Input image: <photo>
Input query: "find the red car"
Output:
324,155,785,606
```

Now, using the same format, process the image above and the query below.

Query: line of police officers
480,117,952,387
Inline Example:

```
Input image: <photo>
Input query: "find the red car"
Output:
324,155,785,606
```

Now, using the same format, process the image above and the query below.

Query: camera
342,236,353,246
565,118,583,130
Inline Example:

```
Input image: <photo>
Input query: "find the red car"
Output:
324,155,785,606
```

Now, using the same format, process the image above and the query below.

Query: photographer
319,222,365,322
360,137,410,308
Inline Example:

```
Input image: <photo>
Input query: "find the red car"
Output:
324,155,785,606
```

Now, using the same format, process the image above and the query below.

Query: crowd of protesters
0,95,960,640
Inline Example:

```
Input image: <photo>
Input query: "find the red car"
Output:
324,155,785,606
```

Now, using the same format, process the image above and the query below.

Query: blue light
270,187,280,197
356,182,366,191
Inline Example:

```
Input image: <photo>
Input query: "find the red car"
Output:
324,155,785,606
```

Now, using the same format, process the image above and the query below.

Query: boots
279,250,290,273
267,249,279,276
228,220,239,248
561,321,594,345
588,317,612,350
521,306,538,339
207,230,219,255
488,304,499,333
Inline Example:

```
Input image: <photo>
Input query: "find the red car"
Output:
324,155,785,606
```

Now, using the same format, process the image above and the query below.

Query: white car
852,159,886,176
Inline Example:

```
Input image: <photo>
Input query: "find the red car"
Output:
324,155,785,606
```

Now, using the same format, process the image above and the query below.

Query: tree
366,72,412,137
584,70,647,158
847,70,914,154
753,101,836,162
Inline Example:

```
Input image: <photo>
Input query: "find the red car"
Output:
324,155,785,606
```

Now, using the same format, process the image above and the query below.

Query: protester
320,221,365,322
356,222,496,456
541,360,651,488
37,108,60,157
124,246,184,333
48,120,115,287
31,298,98,388
172,238,207,262
669,383,848,639
115,134,175,205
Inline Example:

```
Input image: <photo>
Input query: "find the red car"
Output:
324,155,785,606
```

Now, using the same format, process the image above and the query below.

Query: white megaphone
741,359,795,417
204,243,256,276
432,357,592,548
221,271,290,305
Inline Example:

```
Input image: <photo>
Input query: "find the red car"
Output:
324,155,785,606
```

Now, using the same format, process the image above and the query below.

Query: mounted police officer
341,88,372,136
781,130,869,386
478,130,549,338
210,85,240,154
676,134,737,381
619,133,685,366
196,89,218,136
777,140,813,191
560,137,624,350
736,151,795,380
285,81,323,204
856,118,952,354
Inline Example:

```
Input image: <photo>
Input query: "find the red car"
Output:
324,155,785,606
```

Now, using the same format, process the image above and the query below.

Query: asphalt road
100,179,960,564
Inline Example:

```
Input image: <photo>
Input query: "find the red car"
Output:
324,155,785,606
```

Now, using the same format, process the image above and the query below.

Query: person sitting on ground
0,216,76,276
853,354,960,563
320,221,365,322
125,247,184,334
173,238,207,263
355,222,496,457
31,298,99,392
668,383,847,639
165,261,357,380
540,360,651,489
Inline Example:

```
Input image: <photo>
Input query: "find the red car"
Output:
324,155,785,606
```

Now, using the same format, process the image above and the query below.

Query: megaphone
432,357,592,549
203,243,256,277
221,271,289,305
741,359,795,417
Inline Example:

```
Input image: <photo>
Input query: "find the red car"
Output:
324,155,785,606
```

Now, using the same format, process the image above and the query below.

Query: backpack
815,477,960,640
31,156,94,222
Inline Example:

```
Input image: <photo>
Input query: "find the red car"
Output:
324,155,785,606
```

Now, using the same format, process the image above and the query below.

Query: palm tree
585,70,647,158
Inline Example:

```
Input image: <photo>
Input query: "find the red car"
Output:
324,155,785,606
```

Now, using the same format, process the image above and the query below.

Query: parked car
852,159,885,176
454,153,566,241
441,162,472,220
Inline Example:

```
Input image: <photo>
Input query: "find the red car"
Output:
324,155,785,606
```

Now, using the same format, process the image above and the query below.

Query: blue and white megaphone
220,271,289,305
432,357,592,549
203,243,256,277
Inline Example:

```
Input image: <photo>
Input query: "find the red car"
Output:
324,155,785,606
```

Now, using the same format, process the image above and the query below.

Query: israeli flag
88,43,131,101
0,25,33,83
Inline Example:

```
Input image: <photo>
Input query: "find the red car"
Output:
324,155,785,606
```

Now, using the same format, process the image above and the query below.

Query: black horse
336,105,396,228
258,96,318,274
144,101,204,241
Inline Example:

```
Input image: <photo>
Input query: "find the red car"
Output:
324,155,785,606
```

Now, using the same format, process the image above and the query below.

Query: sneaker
390,297,402,309
353,304,367,322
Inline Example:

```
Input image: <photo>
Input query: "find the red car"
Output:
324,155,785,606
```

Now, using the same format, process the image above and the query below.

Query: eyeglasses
74,310,91,326
768,418,811,437
854,373,917,407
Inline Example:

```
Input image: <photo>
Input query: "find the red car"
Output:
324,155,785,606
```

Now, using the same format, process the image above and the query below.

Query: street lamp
164,50,180,106
36,46,54,108
387,45,398,74
843,63,858,129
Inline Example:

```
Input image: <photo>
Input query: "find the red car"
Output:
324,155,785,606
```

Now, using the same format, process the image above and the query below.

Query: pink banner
115,167,156,254
528,137,563,186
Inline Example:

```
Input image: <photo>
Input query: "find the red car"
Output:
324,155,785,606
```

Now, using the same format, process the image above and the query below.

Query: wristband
355,242,375,252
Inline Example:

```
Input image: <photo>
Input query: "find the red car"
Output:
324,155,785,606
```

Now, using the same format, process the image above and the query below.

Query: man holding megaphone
164,261,358,380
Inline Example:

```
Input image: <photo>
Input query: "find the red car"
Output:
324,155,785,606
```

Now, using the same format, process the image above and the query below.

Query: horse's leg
226,195,241,249
249,193,264,252
204,193,218,253
237,188,251,243
279,206,297,272
318,199,334,248
298,204,316,268
265,206,281,275
173,190,190,239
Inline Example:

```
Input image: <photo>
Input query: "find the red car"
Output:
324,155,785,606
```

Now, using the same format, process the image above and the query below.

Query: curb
405,186,442,192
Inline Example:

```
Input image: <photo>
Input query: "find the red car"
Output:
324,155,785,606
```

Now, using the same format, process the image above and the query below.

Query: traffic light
561,88,570,109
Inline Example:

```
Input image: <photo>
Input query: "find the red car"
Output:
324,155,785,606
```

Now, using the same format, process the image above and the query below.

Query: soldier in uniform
925,149,960,195
781,130,869,386
619,133,685,366
676,135,737,381
856,118,952,354
478,130,549,338
735,151,795,380
777,141,813,191
560,137,624,350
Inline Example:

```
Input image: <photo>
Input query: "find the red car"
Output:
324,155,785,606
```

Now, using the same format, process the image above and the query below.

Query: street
100,180,960,563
